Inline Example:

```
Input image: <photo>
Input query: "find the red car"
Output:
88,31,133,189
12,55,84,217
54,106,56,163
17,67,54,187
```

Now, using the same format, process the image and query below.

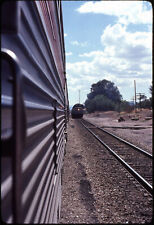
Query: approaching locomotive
1,1,68,223
71,104,84,118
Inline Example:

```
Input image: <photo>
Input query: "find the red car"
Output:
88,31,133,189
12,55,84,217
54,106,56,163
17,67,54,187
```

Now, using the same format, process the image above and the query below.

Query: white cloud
66,23,152,101
79,51,104,58
66,52,72,56
71,40,80,46
68,77,79,85
80,42,88,47
76,1,152,25
64,33,67,37
67,61,96,76
71,40,88,47
66,2,152,104
101,23,152,64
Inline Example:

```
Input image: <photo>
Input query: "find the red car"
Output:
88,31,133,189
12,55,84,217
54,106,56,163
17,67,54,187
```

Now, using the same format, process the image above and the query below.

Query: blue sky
62,1,152,106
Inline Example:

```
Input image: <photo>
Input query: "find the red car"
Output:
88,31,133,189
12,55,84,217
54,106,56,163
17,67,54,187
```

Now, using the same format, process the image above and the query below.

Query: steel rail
80,120,153,195
82,119,152,158
99,127,152,158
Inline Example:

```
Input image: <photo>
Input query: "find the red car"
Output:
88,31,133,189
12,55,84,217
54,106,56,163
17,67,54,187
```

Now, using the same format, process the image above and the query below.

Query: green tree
87,79,122,103
149,84,152,96
118,100,133,113
94,95,115,111
85,94,117,113
140,99,152,109
85,99,96,113
85,79,123,113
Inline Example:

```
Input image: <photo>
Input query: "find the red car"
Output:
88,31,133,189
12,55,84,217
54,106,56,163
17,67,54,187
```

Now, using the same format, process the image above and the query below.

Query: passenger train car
71,104,84,118
1,1,68,223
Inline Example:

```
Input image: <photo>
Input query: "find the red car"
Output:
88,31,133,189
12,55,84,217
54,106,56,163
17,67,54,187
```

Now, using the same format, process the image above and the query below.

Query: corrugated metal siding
1,1,67,223
38,0,65,88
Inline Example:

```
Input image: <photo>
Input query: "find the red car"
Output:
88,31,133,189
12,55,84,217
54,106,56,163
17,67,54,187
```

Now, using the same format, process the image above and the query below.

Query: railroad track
80,118,153,195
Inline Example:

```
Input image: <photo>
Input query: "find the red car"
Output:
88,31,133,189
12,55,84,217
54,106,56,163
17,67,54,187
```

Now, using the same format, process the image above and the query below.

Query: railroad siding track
80,119,153,195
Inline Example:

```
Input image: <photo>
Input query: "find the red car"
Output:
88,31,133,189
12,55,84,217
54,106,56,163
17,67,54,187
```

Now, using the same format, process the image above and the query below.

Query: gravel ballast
60,118,153,224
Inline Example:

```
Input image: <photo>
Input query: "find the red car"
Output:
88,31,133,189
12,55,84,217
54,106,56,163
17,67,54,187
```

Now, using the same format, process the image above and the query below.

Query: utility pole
79,90,80,103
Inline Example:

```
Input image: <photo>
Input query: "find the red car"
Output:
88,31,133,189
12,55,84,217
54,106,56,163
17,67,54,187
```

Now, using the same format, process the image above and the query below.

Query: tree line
85,79,152,113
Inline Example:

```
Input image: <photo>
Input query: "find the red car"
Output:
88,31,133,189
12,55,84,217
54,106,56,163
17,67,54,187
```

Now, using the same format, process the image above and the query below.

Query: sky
62,0,152,106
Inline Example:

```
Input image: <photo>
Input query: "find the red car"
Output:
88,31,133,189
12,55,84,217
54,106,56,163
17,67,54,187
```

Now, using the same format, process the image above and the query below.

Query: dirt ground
60,116,153,224
84,109,153,154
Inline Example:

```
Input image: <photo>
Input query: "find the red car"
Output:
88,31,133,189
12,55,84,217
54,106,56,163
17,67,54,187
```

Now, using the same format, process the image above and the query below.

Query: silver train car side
1,1,69,223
